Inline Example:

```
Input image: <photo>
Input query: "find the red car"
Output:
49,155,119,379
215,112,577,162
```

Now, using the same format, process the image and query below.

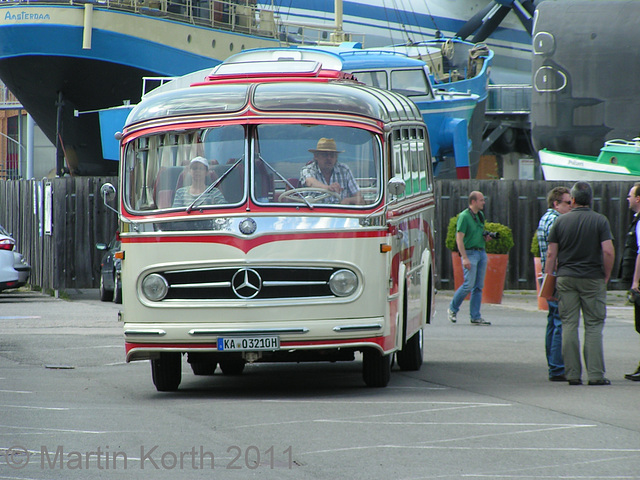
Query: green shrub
531,232,540,257
445,215,459,252
445,214,514,255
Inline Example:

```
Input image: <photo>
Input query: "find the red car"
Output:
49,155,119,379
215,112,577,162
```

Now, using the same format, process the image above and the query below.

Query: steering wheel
279,187,342,204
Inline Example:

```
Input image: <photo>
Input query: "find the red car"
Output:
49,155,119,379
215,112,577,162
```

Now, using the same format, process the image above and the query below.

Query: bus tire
396,329,423,371
191,362,217,376
362,349,391,387
219,357,245,375
151,353,182,392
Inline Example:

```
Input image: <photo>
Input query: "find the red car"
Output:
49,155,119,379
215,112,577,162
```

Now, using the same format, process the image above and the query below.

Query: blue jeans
545,300,564,377
449,249,487,320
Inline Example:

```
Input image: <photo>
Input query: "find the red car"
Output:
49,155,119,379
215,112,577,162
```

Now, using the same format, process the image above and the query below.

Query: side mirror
360,178,407,227
100,183,119,215
387,177,406,197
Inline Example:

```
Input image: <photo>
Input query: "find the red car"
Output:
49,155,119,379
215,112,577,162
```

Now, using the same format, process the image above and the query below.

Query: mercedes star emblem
239,217,257,235
231,268,262,299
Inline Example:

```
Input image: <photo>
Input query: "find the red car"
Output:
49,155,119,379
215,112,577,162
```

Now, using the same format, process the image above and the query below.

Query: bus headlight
141,273,169,301
329,269,358,297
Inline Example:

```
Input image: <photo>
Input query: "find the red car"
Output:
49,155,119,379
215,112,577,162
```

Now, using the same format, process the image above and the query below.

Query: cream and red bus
104,50,436,391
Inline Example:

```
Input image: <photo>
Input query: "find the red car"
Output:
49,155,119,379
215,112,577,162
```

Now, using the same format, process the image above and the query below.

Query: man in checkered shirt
536,186,572,381
299,138,364,205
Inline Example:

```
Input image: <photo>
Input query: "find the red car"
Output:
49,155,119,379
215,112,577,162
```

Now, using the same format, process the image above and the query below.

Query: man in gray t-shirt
545,181,615,386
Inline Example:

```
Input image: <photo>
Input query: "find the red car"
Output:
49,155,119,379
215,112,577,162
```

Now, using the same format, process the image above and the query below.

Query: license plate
217,336,280,351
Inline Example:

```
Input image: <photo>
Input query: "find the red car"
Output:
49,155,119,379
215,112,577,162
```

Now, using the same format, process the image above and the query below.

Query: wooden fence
435,180,633,291
0,177,118,292
0,177,634,292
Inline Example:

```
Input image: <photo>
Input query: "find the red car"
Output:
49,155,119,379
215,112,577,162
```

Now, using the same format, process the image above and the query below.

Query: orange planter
533,256,549,311
451,251,508,304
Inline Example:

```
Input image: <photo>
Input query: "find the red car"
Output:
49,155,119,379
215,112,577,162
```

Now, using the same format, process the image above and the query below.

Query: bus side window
391,129,405,198
416,128,433,193
391,127,433,198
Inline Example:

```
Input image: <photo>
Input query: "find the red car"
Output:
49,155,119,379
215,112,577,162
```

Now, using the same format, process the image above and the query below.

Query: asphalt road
1,288,639,479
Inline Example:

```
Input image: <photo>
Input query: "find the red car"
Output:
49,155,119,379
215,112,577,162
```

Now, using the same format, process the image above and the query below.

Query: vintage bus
103,50,436,391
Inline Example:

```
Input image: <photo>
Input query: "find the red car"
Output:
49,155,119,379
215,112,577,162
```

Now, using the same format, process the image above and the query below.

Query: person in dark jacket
622,182,640,381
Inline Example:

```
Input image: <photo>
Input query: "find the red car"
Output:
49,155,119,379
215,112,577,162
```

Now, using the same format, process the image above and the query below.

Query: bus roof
125,63,424,129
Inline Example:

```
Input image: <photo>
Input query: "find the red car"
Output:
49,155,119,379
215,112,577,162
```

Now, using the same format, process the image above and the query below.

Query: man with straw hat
299,137,364,205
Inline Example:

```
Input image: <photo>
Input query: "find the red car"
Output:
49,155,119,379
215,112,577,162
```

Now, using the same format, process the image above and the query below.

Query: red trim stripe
121,230,386,253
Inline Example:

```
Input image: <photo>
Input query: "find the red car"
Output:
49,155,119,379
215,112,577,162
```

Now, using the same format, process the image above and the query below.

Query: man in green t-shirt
448,191,492,325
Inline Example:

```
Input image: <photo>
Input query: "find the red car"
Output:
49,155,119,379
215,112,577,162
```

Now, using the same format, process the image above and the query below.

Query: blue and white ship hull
0,3,280,174
0,0,532,175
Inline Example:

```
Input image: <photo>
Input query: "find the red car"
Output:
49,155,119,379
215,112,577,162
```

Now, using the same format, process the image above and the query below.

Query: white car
0,224,30,292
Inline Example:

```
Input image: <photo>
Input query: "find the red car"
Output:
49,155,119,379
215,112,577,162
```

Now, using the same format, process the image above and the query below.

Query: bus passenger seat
213,163,243,203
154,166,183,208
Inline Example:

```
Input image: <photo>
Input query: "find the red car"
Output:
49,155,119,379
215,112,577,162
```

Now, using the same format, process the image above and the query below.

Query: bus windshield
123,123,382,213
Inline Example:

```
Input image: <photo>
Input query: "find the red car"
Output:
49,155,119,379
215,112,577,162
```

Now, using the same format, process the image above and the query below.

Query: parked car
0,224,31,292
96,235,122,303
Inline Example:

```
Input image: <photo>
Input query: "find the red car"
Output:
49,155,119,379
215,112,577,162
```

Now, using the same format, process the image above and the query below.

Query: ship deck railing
486,84,531,115
0,83,22,110
5,0,364,46
482,84,531,155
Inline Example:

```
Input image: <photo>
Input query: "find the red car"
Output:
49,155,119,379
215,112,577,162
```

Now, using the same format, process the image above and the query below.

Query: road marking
304,443,640,455
0,425,121,434
259,400,509,405
231,402,513,429
0,404,68,411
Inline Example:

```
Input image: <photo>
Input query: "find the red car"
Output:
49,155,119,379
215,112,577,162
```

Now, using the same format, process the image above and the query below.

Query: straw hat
309,138,344,153
190,156,209,168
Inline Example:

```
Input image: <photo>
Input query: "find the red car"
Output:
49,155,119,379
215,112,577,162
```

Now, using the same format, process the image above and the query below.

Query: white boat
539,138,640,181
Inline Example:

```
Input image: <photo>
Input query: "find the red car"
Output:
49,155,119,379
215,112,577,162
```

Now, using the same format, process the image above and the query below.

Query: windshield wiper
186,157,243,213
259,157,313,210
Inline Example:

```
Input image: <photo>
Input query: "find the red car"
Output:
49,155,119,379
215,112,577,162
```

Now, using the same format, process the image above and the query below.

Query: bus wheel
362,349,391,387
151,353,182,392
191,362,217,376
219,357,245,375
396,329,423,371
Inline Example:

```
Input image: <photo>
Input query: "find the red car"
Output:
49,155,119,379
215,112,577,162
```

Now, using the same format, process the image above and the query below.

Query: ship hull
531,0,640,157
0,4,279,174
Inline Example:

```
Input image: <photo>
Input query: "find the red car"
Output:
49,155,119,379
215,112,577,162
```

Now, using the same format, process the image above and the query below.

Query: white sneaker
447,308,457,323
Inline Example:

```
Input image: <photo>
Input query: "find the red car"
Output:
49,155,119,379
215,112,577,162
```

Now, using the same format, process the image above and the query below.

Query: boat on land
0,0,533,176
539,138,640,181
369,39,492,101
364,38,494,177
238,43,491,178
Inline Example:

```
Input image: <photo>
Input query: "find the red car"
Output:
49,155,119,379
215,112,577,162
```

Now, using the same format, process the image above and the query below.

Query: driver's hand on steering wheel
327,182,343,193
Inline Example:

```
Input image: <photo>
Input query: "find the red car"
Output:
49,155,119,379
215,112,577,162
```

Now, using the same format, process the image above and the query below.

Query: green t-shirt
457,208,486,250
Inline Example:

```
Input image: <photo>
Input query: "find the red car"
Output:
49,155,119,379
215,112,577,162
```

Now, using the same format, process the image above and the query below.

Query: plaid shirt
537,208,560,270
299,162,359,204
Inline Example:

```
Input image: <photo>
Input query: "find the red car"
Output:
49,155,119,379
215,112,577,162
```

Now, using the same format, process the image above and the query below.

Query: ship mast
331,0,346,43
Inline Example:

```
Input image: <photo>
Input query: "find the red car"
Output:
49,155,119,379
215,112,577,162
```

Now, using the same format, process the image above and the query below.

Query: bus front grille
159,266,339,301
